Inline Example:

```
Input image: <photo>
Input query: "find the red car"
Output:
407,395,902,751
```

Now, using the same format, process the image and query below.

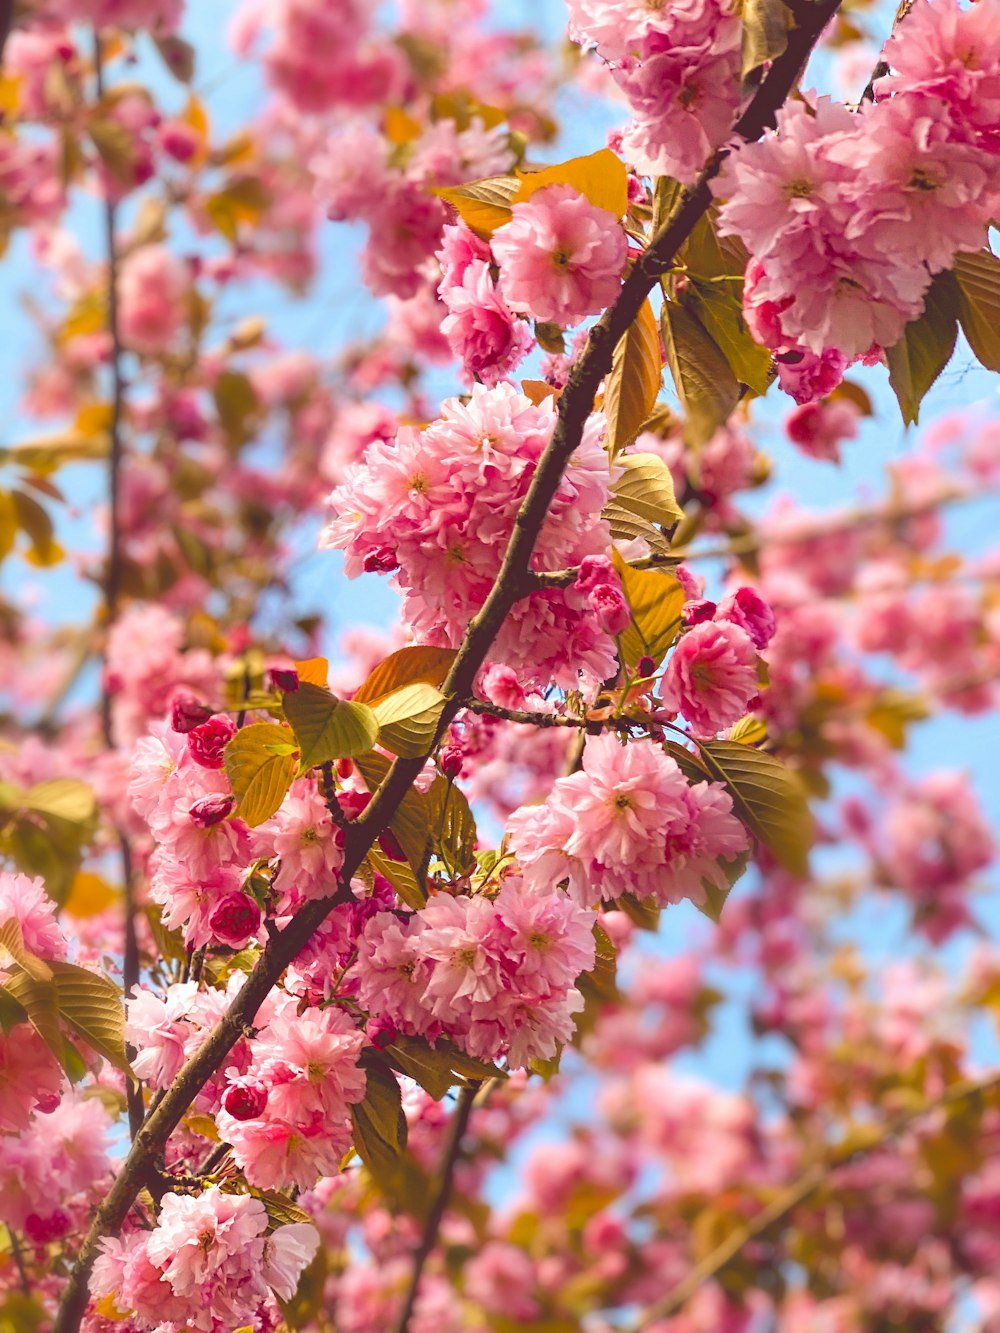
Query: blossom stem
392,1084,478,1333
53,7,841,1325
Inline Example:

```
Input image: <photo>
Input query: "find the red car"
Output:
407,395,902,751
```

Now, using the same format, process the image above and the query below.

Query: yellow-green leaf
0,491,16,562
433,175,519,235
213,370,258,449
953,248,1000,372
350,1061,408,1188
886,270,959,427
22,778,96,824
11,490,62,566
88,117,134,184
368,845,427,909
686,278,773,396
205,175,271,243
50,960,131,1075
729,715,767,746
254,1188,316,1230
425,775,477,875
354,752,432,876
696,849,750,924
224,722,298,827
696,739,813,876
739,0,793,78
612,549,685,670
0,918,52,982
371,682,447,758
354,645,457,705
516,148,628,219
608,451,683,529
604,298,662,457
1,970,70,1073
661,299,740,445
283,683,379,771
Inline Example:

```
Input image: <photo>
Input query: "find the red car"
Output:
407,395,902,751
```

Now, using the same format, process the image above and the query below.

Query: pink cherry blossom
661,620,760,737
491,184,627,326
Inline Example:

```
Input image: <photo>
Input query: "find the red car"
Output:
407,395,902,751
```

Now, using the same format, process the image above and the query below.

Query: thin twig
392,1085,478,1333
631,1070,1000,1328
53,9,840,1325
93,28,143,1143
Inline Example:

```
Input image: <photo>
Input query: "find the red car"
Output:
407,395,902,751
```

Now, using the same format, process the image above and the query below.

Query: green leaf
952,248,1000,372
223,722,298,827
615,892,661,932
739,0,793,78
681,207,750,282
253,1189,317,1231
0,918,52,983
283,683,379,771
354,645,457,705
661,299,740,445
275,1249,327,1332
354,752,433,877
433,174,519,235
686,278,773,396
153,33,196,83
696,849,750,924
574,924,619,1041
0,985,27,1035
612,549,685,670
1,970,74,1075
696,740,813,877
425,776,478,876
386,1034,505,1100
368,845,427,909
350,1061,408,1188
604,298,662,457
886,271,959,426
370,682,447,759
49,960,131,1076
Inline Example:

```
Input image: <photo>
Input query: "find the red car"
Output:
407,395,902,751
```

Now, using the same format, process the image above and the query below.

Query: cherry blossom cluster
354,876,596,1068
323,380,619,687
567,0,742,184
508,734,750,908
715,0,1000,384
91,1185,319,1331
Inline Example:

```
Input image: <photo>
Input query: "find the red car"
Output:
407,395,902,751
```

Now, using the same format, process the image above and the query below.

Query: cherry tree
0,0,999,1330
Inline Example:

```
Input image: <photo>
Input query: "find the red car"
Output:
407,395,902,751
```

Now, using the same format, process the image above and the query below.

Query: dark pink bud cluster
208,892,262,947
362,545,399,573
189,794,235,828
222,1077,268,1122
170,691,212,733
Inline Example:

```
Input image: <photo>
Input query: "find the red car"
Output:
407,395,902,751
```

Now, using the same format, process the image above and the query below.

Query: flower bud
222,1077,268,1121
170,692,212,734
24,1210,71,1244
440,746,464,780
188,714,237,769
189,794,235,828
209,892,262,948
636,655,656,678
682,598,717,627
362,545,399,573
587,582,630,637
269,665,299,694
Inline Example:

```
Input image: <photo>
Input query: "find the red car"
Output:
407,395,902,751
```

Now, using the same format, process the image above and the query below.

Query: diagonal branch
53,6,839,1326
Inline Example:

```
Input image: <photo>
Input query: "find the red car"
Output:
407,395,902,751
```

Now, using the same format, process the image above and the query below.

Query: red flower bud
189,794,235,828
188,714,237,769
362,545,399,573
366,1018,397,1050
222,1078,268,1121
208,892,262,947
636,655,657,677
170,692,212,734
269,666,299,693
440,746,464,780
681,598,717,627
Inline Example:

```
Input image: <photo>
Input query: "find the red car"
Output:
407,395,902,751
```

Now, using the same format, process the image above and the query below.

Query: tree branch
392,1084,478,1333
630,1071,1000,1328
93,29,143,1143
54,7,840,1324
859,0,914,103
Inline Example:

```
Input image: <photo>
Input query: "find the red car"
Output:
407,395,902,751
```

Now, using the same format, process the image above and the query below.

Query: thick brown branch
392,1085,478,1333
54,8,839,1326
